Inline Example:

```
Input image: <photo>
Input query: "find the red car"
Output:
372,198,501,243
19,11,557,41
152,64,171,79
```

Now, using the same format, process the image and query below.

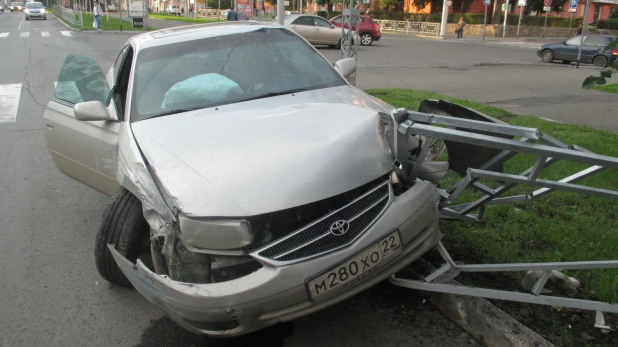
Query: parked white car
166,4,180,15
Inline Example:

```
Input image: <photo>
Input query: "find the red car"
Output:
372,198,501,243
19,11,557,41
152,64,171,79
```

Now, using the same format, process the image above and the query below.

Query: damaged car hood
131,86,394,217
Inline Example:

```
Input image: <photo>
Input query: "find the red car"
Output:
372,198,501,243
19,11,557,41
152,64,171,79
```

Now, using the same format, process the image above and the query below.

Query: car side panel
43,101,120,196
290,23,315,43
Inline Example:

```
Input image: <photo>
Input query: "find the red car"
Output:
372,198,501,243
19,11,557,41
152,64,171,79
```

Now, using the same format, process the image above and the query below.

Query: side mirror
74,100,117,121
334,58,356,79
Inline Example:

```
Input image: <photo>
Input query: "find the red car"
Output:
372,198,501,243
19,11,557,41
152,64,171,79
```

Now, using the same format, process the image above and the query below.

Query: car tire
94,187,149,288
593,55,608,68
360,33,373,46
541,49,554,63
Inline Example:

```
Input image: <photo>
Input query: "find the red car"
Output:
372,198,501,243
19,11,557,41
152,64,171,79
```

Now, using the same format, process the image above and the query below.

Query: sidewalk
384,31,565,45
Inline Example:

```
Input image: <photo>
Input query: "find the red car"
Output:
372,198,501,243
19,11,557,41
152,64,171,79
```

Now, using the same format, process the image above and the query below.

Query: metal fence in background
374,20,440,36
54,5,83,27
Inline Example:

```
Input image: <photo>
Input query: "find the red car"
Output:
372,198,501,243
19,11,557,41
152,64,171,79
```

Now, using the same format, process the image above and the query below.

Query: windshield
131,27,346,122
26,2,43,8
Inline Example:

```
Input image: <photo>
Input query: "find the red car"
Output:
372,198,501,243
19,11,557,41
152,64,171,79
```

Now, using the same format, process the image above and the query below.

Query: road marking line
60,31,72,37
18,17,24,30
41,31,50,37
0,84,22,124
0,33,8,38
21,32,30,38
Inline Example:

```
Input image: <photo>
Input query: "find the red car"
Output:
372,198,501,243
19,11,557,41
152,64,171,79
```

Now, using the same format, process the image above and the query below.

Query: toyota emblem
330,220,350,236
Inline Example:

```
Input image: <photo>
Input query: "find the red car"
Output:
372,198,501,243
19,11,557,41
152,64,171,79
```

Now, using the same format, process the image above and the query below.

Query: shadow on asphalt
135,317,294,347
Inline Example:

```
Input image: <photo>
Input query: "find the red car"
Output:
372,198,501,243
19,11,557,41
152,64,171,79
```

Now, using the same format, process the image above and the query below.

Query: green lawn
367,89,618,346
594,83,618,94
366,89,618,304
54,11,154,31
82,13,155,30
148,13,224,24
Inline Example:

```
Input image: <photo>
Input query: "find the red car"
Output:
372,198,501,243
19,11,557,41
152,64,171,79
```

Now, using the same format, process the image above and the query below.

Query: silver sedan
42,21,442,337
283,14,354,48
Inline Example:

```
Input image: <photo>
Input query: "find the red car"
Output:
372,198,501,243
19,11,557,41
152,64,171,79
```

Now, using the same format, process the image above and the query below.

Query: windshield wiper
241,88,311,102
148,106,207,120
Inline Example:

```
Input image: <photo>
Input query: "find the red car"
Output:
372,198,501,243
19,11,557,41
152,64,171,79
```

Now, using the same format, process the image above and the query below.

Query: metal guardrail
374,20,440,36
54,5,83,27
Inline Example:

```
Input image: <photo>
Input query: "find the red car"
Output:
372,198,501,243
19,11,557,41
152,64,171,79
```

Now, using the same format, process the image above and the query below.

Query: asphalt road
1,12,615,347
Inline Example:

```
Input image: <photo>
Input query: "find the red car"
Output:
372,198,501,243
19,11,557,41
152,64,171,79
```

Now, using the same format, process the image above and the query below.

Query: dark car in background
537,34,618,67
329,14,381,46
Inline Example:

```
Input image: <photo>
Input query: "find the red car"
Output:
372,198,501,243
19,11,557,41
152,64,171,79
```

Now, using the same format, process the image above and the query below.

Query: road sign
483,0,490,5
544,0,551,6
518,0,526,6
543,5,551,11
569,0,577,9
446,0,452,5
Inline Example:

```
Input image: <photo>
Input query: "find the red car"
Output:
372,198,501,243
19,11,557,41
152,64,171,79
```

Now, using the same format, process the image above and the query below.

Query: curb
407,258,555,347
430,290,556,347
415,34,445,40
49,12,79,31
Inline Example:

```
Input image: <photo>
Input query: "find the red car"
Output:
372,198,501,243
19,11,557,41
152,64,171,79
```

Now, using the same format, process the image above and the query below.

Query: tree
378,0,398,16
410,0,442,12
582,38,618,89
453,0,474,13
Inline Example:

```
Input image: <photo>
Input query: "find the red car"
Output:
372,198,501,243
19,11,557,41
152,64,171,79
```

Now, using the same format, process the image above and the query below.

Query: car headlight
41,8,45,13
178,213,254,250
24,9,29,13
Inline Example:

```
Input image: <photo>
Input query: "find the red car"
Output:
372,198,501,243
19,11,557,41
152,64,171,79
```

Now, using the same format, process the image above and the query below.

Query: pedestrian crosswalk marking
0,31,74,38
0,84,22,124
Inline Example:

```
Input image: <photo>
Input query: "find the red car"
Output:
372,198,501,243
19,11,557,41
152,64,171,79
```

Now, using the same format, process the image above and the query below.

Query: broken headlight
178,213,254,250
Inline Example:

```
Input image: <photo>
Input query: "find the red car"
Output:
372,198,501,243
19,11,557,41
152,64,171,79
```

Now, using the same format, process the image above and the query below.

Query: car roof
129,21,285,50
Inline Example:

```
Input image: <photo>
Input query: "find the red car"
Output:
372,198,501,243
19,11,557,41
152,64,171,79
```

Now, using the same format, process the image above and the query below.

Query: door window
583,36,601,47
292,16,313,26
332,16,342,24
112,46,134,120
566,36,582,45
313,17,332,28
54,54,110,106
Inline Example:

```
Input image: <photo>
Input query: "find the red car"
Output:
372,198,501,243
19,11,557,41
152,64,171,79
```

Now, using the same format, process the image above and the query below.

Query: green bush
597,18,618,30
316,10,341,19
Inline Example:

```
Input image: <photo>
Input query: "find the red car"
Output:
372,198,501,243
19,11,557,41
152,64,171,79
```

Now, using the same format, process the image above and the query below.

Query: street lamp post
439,0,449,37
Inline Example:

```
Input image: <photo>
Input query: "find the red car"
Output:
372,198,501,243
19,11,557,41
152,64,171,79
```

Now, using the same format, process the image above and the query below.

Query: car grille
253,180,391,265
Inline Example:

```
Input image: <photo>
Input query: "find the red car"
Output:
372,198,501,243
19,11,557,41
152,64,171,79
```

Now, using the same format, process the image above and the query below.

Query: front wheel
360,33,373,46
541,49,554,63
95,187,150,288
593,55,608,68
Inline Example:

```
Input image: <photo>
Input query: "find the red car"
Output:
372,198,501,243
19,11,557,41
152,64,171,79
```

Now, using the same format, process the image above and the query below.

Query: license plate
307,230,402,300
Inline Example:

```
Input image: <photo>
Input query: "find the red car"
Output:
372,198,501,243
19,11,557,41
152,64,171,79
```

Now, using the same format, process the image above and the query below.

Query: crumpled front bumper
110,180,442,337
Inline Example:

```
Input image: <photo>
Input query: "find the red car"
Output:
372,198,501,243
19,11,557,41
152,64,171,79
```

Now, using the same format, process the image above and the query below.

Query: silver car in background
24,1,46,20
284,14,355,48
42,22,443,336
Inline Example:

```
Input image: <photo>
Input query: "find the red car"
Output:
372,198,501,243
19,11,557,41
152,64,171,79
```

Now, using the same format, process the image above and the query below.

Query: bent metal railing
386,101,618,315
54,5,83,27
374,20,440,36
